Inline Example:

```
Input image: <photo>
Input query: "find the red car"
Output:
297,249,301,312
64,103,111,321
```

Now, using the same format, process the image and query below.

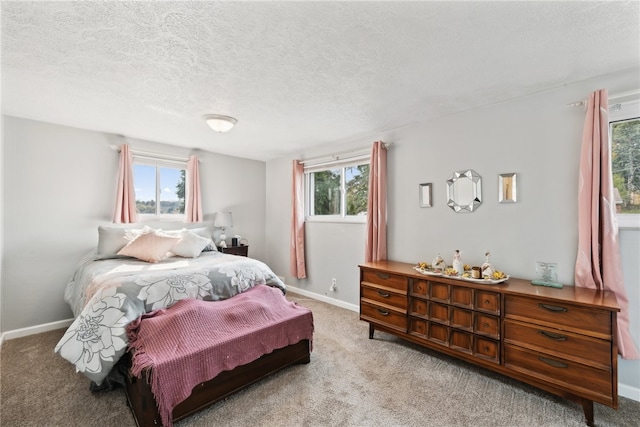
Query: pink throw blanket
127,285,314,427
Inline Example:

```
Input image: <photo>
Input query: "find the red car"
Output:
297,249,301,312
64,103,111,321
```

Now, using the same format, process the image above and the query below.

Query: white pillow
117,230,180,263
170,231,212,258
162,227,216,252
97,225,150,259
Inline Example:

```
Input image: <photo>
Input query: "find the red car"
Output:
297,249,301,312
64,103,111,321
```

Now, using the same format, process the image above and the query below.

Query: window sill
617,214,640,230
137,214,186,222
305,215,367,224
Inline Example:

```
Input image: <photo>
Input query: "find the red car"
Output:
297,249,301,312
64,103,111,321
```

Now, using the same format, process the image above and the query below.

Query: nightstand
218,245,248,257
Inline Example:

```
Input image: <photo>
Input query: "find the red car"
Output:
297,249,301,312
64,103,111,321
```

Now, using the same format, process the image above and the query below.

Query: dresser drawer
410,298,428,316
429,282,450,302
504,320,611,369
505,295,611,337
504,344,613,403
475,290,500,315
362,270,407,292
450,329,472,353
474,337,500,364
451,286,473,308
361,300,407,331
428,323,449,345
429,302,450,324
450,307,473,330
474,313,500,339
411,279,428,296
362,286,406,308
409,318,427,337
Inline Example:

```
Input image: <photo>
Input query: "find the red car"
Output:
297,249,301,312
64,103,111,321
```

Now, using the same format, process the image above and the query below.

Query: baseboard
285,285,359,313
2,318,73,341
619,383,640,402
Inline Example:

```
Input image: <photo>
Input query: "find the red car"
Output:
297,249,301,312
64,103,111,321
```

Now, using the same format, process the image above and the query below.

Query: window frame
133,156,187,221
304,157,370,224
609,96,640,230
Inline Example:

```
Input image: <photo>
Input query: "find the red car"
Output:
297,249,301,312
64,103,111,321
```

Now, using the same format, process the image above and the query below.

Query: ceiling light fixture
203,114,237,133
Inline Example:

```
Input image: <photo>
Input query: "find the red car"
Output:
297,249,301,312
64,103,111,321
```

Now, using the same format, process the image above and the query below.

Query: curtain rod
299,142,391,167
110,144,190,163
567,89,640,108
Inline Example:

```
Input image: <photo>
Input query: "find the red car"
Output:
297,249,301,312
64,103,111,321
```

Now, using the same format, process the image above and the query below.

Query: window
305,159,370,222
134,158,186,218
609,96,640,228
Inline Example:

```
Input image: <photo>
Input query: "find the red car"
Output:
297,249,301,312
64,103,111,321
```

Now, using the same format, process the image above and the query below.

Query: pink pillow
117,231,180,263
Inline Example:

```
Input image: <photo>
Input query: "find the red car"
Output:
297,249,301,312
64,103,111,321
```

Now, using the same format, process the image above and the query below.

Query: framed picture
419,183,432,207
499,173,517,203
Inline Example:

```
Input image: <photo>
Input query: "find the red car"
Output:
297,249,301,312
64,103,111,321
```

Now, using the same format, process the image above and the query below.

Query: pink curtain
575,89,639,359
290,160,307,278
112,144,138,224
185,155,203,223
365,141,387,263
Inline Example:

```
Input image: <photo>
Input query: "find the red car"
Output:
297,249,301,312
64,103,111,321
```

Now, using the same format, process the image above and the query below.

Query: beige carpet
2,293,639,427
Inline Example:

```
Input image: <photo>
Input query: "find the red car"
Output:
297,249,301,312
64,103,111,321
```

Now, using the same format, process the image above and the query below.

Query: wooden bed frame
124,339,311,427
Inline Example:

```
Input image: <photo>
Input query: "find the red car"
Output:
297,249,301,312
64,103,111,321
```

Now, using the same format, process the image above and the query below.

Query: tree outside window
306,162,369,219
611,118,640,214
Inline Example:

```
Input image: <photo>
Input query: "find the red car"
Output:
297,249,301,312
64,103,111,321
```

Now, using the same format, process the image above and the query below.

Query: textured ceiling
2,1,639,161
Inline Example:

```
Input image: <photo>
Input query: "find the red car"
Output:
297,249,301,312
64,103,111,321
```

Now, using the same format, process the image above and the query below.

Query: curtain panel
185,155,203,223
575,89,639,359
112,144,138,224
365,141,387,263
290,160,307,279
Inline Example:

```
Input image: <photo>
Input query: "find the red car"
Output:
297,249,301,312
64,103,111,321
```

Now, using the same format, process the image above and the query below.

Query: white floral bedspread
54,250,285,385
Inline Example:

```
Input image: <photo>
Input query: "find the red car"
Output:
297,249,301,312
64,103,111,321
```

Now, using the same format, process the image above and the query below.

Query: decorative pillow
117,230,180,263
189,227,217,251
97,225,150,259
162,227,216,252
170,231,212,258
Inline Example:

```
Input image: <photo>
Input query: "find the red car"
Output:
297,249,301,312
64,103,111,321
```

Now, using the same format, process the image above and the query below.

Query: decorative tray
412,266,509,284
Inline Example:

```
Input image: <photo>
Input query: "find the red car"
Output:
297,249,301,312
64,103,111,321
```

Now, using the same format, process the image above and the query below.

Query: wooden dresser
359,260,620,426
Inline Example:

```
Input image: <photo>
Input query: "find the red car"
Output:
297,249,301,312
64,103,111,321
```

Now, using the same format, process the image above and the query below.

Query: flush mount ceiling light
203,114,237,133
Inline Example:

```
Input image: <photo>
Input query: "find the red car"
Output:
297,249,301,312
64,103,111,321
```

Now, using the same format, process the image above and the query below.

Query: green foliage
611,119,640,213
313,169,341,215
346,164,369,215
176,170,186,213
310,164,369,216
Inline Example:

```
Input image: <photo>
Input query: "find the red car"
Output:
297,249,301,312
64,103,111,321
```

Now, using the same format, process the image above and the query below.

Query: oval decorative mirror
446,169,482,213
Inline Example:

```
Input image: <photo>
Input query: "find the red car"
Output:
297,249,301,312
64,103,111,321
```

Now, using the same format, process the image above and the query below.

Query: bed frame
124,339,311,427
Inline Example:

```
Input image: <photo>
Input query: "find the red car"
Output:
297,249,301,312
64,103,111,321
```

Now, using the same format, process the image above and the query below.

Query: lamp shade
214,212,233,228
203,114,237,133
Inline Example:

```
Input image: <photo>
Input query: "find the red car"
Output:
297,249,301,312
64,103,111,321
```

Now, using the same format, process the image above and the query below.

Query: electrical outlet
330,278,337,292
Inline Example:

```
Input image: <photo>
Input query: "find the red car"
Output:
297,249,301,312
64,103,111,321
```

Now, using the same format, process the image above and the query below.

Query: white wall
0,114,4,338
1,116,266,331
265,68,640,397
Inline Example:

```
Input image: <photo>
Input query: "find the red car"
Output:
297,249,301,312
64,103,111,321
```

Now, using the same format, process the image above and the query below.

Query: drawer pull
483,323,489,328
538,330,567,341
376,273,391,280
483,346,490,352
377,308,390,316
539,303,567,313
538,356,568,368
377,291,390,298
484,300,490,305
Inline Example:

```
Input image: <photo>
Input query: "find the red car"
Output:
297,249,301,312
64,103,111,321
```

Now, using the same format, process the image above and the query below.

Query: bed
54,225,314,426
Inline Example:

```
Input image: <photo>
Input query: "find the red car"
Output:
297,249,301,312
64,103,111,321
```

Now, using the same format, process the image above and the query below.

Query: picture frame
498,173,517,203
419,183,432,207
